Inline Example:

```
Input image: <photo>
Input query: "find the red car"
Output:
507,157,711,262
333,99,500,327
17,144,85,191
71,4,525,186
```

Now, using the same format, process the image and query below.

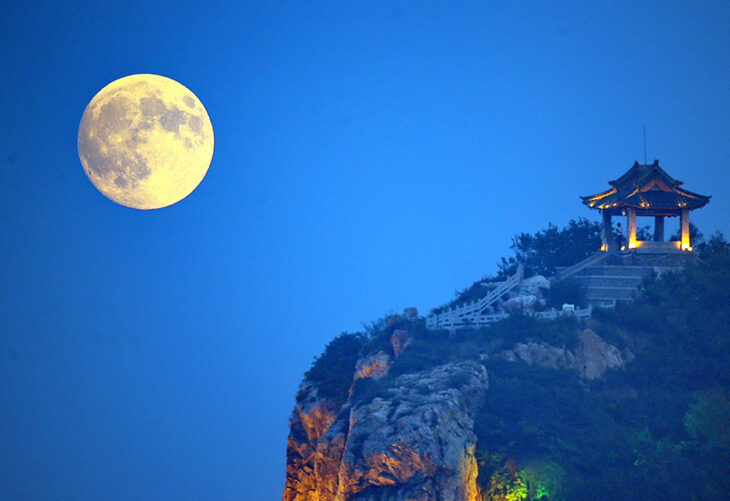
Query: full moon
78,74,214,209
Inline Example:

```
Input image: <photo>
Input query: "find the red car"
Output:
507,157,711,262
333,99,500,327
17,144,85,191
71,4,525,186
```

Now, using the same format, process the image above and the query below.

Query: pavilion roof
581,160,710,211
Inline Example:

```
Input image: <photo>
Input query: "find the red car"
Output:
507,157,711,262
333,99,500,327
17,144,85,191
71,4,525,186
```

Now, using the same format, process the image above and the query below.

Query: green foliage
446,279,495,310
610,233,730,390
519,460,566,500
304,332,366,404
480,457,565,501
635,224,653,241
475,233,730,499
388,328,453,377
488,314,579,349
359,316,428,358
669,222,704,244
683,388,730,496
359,329,394,358
435,218,600,313
684,388,730,444
592,322,627,350
350,376,390,405
483,459,528,501
498,218,602,278
542,278,587,309
447,370,472,389
475,361,596,458
301,229,730,499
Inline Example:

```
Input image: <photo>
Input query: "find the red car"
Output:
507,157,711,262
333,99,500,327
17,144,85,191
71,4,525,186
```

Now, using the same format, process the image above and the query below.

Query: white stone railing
426,305,592,331
426,266,524,330
534,306,592,321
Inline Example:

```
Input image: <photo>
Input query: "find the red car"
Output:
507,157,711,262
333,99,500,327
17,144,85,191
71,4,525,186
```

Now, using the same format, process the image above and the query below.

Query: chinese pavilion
582,160,710,252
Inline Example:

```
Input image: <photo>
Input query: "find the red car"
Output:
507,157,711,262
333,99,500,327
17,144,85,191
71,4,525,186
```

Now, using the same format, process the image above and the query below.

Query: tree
543,278,587,309
303,332,366,405
497,218,602,278
669,222,704,245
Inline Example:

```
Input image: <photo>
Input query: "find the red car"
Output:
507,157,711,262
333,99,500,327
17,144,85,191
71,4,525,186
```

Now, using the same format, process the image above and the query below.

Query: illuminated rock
284,383,343,501
390,329,411,357
283,362,488,501
354,352,392,381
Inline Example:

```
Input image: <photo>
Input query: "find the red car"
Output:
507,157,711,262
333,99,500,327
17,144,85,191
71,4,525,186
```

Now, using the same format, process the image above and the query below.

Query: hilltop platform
555,249,696,307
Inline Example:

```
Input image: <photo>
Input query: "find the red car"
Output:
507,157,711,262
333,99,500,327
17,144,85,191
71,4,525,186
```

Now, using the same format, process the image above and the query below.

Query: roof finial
643,125,647,165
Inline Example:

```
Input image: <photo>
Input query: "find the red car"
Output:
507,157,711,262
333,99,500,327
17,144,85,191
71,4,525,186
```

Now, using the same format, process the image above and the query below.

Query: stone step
585,286,639,300
579,265,653,277
574,276,644,288
576,274,644,281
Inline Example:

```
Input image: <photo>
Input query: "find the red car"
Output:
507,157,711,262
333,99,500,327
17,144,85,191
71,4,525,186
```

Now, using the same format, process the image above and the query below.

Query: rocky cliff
283,315,628,501
285,359,488,501
284,238,730,500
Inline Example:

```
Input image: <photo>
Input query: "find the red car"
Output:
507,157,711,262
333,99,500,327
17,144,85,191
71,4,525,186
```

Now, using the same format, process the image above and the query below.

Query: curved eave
580,188,616,208
584,196,710,212
676,187,711,203
582,187,710,211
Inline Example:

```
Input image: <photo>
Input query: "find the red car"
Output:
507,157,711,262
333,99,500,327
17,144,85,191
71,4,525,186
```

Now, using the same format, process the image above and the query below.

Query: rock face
491,329,626,379
284,383,344,500
390,330,411,357
284,325,626,500
283,361,488,501
354,352,392,381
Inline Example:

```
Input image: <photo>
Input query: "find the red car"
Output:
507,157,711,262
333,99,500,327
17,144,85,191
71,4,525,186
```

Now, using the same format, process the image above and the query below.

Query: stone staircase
567,265,653,308
554,250,694,308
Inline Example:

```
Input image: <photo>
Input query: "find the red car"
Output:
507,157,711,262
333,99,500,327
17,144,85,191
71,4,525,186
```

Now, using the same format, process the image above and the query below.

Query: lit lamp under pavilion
582,160,710,252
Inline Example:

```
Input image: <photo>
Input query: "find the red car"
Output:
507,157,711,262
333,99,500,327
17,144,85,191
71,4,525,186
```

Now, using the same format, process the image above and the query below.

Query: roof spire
643,125,647,165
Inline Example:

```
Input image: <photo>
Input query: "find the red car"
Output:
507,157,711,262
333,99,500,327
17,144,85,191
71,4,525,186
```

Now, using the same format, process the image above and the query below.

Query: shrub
543,278,587,309
389,329,454,376
498,218,603,278
350,377,390,405
448,370,472,389
488,314,579,349
593,322,627,350
304,332,366,404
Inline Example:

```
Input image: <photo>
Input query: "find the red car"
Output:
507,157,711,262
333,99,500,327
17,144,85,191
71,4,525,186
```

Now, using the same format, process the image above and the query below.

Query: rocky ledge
283,322,626,500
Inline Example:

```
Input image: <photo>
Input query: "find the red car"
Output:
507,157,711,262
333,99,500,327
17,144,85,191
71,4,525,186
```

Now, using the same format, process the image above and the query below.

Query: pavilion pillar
602,211,614,251
627,208,637,249
653,216,664,242
680,208,690,250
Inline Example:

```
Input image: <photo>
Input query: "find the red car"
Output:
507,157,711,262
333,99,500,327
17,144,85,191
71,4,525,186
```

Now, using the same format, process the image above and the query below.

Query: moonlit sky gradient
1,2,728,500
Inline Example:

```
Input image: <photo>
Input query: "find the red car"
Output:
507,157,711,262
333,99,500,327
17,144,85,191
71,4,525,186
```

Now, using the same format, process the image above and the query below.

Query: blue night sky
1,2,728,499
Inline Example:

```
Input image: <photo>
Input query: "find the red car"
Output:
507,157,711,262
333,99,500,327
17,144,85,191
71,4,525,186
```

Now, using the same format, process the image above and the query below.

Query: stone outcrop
284,326,626,500
390,330,411,357
283,362,488,501
490,328,626,379
402,307,419,320
285,383,345,500
354,352,392,381
502,294,538,313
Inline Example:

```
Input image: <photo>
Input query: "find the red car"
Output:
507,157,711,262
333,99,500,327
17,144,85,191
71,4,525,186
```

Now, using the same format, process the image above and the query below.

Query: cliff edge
283,314,627,500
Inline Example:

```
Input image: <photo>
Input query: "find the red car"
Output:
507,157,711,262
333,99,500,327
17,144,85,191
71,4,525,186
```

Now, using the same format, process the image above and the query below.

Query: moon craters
78,74,214,209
